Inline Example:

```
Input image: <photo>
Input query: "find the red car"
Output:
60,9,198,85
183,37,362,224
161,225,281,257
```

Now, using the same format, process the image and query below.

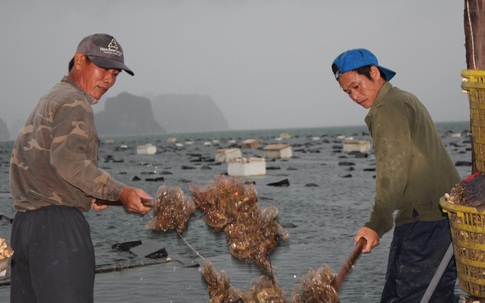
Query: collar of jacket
61,76,98,105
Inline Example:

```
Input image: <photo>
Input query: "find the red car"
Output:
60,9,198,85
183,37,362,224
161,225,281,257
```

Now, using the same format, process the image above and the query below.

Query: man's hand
91,199,109,211
355,226,380,253
119,186,153,215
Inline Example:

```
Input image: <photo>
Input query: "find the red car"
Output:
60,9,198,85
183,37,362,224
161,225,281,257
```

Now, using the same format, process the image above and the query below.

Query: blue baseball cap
331,48,395,81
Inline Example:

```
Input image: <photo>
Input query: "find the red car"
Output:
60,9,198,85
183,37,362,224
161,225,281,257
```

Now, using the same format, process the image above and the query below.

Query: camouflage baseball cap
69,33,134,76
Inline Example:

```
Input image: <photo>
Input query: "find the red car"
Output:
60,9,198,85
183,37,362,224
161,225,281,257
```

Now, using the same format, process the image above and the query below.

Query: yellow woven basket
462,69,485,172
440,196,485,297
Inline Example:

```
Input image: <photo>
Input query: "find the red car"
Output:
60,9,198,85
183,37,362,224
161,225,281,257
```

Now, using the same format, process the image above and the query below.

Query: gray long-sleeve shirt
364,82,461,237
10,76,125,212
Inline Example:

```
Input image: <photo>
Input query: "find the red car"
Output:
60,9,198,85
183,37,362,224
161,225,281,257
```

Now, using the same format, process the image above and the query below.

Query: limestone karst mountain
0,118,10,142
94,92,165,137
2,92,230,140
151,94,229,134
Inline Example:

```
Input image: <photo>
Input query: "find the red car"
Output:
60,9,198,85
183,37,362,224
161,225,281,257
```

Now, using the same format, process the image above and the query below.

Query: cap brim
377,65,395,81
89,56,134,76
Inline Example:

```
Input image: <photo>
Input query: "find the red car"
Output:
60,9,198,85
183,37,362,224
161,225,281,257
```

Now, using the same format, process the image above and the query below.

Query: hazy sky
1,0,469,132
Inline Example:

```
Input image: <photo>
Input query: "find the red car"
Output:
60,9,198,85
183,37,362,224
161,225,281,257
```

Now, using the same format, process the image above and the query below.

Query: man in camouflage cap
9,33,152,303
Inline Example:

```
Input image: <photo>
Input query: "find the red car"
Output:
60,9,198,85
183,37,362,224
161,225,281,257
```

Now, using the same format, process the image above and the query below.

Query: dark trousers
380,219,457,303
10,205,95,303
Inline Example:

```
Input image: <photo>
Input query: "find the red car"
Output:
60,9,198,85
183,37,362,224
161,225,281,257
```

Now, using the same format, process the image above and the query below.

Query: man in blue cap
332,48,460,302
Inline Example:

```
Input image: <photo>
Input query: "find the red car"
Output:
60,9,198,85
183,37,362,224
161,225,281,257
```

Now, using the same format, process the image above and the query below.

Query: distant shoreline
0,120,470,145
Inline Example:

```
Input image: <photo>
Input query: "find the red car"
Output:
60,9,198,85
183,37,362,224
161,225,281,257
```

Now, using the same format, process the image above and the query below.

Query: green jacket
364,82,460,237
10,76,125,212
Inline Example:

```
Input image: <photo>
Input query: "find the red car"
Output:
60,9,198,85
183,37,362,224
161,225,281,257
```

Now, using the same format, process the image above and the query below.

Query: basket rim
462,69,485,78
440,196,485,215
462,81,485,90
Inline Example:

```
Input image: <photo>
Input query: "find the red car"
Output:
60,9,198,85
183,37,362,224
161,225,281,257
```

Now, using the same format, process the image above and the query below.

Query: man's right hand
119,186,153,215
355,226,380,253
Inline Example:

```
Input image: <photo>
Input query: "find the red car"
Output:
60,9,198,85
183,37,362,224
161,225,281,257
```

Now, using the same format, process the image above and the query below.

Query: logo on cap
108,39,119,51
100,38,123,58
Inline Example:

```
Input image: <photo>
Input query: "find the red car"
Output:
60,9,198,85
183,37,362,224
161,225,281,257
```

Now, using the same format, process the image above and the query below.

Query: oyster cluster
145,175,339,302
191,175,289,274
201,260,288,303
250,275,287,303
291,264,339,303
445,172,485,210
191,175,258,232
146,185,196,233
0,238,13,260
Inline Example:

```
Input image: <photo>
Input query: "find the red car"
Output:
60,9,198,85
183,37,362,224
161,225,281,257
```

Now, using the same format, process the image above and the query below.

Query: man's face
337,67,382,109
77,59,120,100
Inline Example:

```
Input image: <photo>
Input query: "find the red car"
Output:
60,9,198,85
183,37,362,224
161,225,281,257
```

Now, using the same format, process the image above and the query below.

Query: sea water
0,121,472,302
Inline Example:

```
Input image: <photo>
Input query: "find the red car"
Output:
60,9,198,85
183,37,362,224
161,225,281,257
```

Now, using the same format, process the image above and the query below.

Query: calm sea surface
0,122,473,302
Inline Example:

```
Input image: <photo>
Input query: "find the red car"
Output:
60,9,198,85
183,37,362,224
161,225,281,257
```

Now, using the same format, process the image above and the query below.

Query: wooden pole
464,0,485,70
464,0,485,173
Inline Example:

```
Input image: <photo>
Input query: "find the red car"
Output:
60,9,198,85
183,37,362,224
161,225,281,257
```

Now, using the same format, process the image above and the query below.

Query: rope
176,230,207,262
176,230,247,303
